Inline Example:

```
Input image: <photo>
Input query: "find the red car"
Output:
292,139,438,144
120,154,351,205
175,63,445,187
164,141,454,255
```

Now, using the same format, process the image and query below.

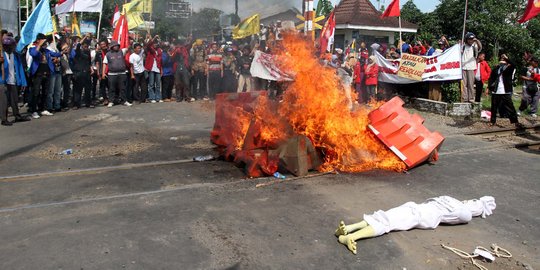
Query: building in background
333,0,417,50
1,0,20,34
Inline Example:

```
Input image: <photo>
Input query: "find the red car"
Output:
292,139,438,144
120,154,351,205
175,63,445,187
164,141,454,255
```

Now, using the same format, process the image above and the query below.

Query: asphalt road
0,101,538,270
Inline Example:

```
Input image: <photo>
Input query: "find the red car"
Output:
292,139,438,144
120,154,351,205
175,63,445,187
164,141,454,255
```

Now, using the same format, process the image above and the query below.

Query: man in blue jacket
1,36,30,126
28,33,62,119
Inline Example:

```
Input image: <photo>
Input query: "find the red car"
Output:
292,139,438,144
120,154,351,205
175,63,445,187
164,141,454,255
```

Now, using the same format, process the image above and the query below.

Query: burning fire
213,33,406,174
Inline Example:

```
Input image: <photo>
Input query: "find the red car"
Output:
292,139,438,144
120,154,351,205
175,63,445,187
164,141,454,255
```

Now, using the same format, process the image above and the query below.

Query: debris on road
59,149,73,155
193,155,216,162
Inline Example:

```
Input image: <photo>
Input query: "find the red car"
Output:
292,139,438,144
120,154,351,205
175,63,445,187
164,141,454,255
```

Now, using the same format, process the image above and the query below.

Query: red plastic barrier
368,96,445,169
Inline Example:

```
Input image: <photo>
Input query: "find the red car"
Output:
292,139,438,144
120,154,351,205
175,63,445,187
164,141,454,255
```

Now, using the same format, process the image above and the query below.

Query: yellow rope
441,243,513,270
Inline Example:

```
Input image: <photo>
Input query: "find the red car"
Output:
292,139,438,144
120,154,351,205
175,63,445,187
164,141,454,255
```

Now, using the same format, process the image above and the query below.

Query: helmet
465,32,475,40
2,37,16,46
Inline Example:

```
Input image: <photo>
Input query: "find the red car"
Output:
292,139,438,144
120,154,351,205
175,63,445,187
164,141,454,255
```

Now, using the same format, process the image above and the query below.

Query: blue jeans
148,71,162,101
47,73,62,110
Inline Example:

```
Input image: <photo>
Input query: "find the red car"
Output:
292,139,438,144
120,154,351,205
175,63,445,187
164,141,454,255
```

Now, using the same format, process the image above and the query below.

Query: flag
381,0,400,18
233,14,260,39
112,14,130,49
16,0,53,52
519,0,540,23
47,16,58,35
111,4,120,27
124,0,145,13
319,9,335,54
55,0,103,15
72,13,82,37
123,0,145,30
143,0,153,13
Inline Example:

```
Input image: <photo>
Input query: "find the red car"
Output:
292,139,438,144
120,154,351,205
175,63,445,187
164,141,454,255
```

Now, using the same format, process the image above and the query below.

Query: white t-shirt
475,63,481,81
5,52,16,85
495,75,506,94
462,44,477,70
151,58,160,73
129,53,145,74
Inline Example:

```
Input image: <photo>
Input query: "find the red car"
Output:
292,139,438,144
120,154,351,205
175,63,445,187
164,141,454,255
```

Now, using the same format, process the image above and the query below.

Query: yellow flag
72,13,81,37
123,0,145,30
233,14,260,40
47,16,58,35
123,0,145,13
143,0,153,13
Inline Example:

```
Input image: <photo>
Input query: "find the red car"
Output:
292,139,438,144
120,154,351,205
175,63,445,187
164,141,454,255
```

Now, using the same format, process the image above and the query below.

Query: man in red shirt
474,52,491,102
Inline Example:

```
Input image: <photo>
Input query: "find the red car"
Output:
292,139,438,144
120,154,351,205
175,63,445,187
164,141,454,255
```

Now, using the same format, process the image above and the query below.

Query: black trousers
491,94,518,124
6,85,21,116
30,73,49,113
100,77,109,100
108,74,127,104
192,70,207,99
132,72,148,102
162,75,174,99
62,74,72,108
208,71,222,98
91,73,98,101
73,71,92,107
475,80,484,103
0,84,8,121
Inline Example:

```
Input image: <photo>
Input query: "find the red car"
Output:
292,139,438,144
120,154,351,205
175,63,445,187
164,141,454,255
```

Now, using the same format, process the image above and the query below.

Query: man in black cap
488,53,522,127
102,40,131,107
28,33,62,119
462,32,482,103
71,33,94,109
0,36,30,125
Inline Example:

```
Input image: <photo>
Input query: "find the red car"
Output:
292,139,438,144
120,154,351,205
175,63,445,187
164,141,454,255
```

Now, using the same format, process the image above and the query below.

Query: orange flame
252,34,406,172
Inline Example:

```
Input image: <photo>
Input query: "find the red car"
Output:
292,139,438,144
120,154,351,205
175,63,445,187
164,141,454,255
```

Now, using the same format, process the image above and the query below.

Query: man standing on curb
462,32,482,103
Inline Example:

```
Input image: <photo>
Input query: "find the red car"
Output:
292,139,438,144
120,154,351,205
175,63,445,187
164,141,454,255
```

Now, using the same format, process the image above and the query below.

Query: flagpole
398,15,402,50
461,0,468,43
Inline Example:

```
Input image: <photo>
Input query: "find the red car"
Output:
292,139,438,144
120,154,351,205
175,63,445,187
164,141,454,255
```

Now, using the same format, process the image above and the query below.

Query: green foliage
441,81,461,103
315,0,333,17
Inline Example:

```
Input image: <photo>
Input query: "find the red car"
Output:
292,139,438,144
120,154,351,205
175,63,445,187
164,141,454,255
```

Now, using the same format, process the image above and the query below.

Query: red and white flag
381,0,400,18
519,0,540,23
111,4,120,27
319,9,335,54
112,14,129,49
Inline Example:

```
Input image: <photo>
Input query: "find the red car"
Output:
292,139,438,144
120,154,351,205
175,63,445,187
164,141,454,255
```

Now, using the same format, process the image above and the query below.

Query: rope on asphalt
441,243,512,270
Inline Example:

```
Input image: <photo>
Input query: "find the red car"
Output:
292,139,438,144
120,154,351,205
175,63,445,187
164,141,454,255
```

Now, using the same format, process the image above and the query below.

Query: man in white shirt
129,43,147,103
462,32,482,103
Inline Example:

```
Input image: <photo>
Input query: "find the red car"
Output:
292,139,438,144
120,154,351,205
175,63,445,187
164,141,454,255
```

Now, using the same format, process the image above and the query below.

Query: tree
316,0,333,17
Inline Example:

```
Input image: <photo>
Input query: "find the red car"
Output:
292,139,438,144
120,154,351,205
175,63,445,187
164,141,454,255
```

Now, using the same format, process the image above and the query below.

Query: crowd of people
1,26,538,128
0,29,261,127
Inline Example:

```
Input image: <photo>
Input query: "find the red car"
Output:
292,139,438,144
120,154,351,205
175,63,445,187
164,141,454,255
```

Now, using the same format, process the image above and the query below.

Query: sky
192,0,441,18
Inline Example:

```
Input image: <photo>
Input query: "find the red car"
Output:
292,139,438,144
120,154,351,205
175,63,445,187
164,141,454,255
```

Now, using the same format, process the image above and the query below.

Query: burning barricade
211,34,444,177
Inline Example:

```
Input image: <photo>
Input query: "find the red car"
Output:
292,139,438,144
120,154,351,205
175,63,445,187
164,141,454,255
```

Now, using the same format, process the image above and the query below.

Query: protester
129,43,147,104
1,36,30,125
207,42,223,98
60,42,73,110
191,39,207,100
71,34,94,109
102,40,131,107
46,35,63,113
518,57,539,118
173,40,192,102
364,56,379,102
237,47,254,92
96,39,109,105
161,43,175,101
337,56,355,110
462,32,482,103
29,33,62,119
474,52,491,103
221,47,237,93
487,54,521,127
353,57,365,103
145,35,163,103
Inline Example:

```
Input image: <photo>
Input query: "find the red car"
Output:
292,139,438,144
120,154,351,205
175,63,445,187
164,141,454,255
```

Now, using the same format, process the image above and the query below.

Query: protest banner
375,44,463,84
397,53,427,81
250,51,294,82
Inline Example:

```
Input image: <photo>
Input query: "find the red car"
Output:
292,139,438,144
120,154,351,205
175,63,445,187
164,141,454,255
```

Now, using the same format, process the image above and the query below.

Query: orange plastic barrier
368,96,445,169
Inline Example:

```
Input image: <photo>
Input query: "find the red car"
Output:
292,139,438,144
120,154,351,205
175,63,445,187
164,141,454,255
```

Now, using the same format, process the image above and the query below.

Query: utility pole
235,0,238,18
